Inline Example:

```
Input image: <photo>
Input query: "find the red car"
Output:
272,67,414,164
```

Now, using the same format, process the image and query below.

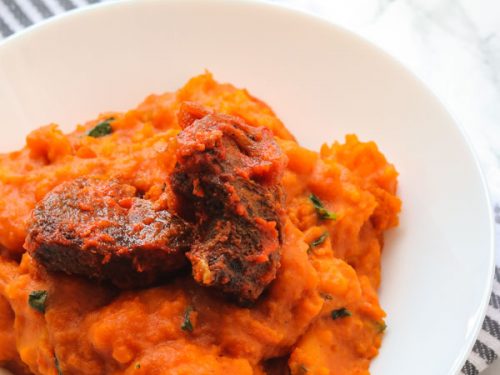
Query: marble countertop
271,0,500,373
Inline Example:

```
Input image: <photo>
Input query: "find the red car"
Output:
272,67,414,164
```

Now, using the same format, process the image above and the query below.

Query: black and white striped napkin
0,0,100,38
1,1,499,374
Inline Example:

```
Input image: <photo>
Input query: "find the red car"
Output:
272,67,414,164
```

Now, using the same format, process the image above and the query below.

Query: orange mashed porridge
0,73,401,375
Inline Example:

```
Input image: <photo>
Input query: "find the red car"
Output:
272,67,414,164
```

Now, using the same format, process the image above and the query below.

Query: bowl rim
0,0,495,374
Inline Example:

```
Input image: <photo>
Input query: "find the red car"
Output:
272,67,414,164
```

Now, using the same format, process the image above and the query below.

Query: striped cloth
464,262,500,374
0,0,100,37
1,1,499,374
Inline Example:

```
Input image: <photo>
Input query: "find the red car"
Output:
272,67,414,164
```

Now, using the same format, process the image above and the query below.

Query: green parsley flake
28,290,48,313
55,355,63,375
309,194,337,220
88,118,114,138
331,307,352,320
376,321,387,333
308,231,329,253
298,364,309,374
181,305,194,332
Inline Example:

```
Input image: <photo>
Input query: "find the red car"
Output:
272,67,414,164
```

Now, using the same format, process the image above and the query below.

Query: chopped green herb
135,363,141,369
28,290,48,313
320,292,333,301
55,355,63,375
309,194,337,220
331,307,352,320
376,321,387,333
298,364,308,374
88,117,114,138
308,231,329,253
181,305,194,332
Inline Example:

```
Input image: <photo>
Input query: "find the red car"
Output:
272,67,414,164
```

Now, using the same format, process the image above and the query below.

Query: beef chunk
171,103,287,304
25,178,192,288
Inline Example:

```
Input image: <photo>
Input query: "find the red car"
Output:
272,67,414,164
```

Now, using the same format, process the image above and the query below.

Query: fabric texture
0,0,499,373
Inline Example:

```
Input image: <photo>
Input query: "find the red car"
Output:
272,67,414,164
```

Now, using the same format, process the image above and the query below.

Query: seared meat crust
171,103,287,304
25,178,192,288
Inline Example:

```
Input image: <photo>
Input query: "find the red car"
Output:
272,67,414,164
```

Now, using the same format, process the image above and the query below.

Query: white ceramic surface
0,1,494,374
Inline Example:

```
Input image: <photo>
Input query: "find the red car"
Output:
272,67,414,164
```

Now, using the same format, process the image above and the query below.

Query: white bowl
0,1,494,374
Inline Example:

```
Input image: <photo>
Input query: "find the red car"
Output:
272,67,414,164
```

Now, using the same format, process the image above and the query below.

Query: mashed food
0,73,401,375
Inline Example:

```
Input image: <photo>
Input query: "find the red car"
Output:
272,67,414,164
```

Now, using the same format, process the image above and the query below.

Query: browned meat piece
171,103,287,304
25,178,193,288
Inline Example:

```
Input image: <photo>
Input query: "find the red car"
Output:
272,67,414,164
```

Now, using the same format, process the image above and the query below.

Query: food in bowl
0,73,401,375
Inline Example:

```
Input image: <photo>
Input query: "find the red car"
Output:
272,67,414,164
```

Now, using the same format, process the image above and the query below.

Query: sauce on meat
171,103,287,304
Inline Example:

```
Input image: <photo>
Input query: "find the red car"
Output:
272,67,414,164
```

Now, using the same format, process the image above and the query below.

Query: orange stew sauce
0,73,400,375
